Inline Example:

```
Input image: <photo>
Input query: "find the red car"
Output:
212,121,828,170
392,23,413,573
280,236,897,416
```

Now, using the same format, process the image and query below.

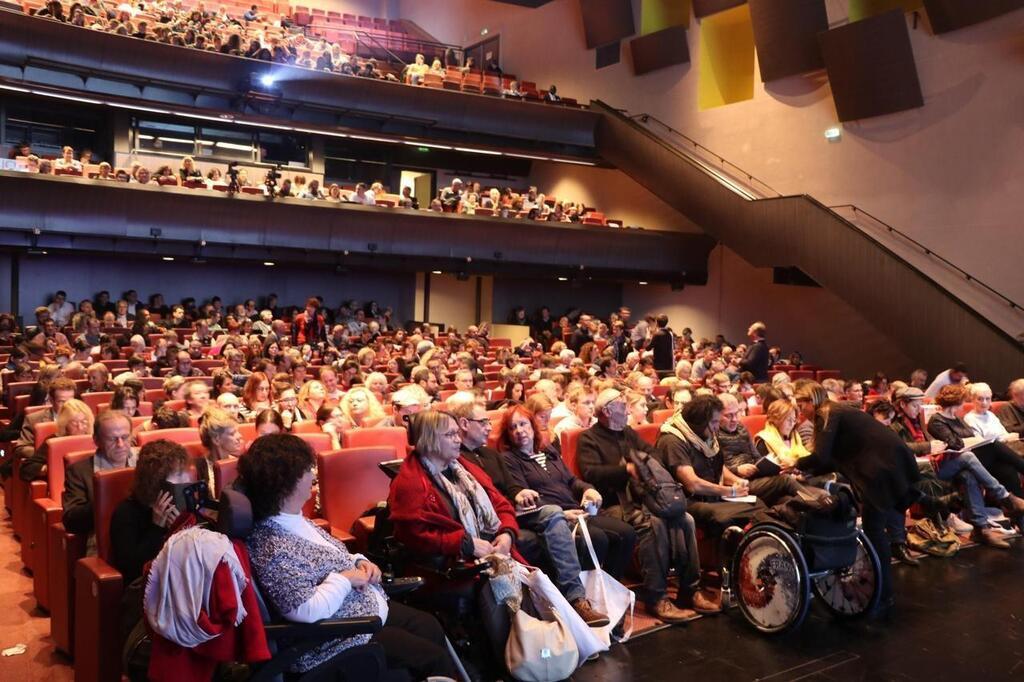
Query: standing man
738,321,770,383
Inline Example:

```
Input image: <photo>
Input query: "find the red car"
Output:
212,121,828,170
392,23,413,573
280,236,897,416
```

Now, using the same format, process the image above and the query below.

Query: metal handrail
628,112,782,198
829,204,1022,312
618,106,1022,316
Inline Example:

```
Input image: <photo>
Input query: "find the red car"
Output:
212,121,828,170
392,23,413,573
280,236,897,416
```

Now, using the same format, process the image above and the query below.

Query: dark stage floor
577,539,1024,681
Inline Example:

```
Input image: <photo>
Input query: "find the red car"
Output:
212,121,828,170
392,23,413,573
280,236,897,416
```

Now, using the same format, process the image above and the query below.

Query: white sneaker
947,513,973,534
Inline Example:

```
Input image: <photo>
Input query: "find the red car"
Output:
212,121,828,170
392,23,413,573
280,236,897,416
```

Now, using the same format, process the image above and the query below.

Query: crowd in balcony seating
3,286,1023,677
21,0,571,103
9,144,616,225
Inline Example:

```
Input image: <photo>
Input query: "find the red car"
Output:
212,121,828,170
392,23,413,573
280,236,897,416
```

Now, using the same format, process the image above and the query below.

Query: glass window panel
259,132,309,167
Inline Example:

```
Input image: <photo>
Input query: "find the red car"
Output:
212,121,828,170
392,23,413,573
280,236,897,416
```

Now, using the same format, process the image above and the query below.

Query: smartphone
161,480,211,514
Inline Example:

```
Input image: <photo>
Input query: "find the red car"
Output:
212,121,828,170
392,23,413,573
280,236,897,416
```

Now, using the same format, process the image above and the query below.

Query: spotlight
259,74,276,88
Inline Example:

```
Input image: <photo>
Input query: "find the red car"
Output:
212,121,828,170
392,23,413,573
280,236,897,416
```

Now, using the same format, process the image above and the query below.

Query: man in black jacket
16,377,77,479
62,411,136,536
738,321,770,382
577,389,708,623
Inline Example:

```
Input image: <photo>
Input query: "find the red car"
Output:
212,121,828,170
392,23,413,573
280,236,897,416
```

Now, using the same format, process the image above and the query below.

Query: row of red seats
8,420,411,682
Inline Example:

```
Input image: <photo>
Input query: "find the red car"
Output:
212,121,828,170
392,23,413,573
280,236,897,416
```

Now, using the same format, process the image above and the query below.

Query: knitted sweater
247,518,386,672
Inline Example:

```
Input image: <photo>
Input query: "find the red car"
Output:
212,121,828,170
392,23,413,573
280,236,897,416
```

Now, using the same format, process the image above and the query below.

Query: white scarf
144,526,248,648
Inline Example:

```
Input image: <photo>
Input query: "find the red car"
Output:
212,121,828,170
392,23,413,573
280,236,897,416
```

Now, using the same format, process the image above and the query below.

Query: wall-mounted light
824,127,842,142
263,261,275,266
162,256,175,261
638,281,648,285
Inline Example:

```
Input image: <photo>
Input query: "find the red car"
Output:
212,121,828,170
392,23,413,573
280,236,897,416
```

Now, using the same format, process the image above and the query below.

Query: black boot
891,542,920,567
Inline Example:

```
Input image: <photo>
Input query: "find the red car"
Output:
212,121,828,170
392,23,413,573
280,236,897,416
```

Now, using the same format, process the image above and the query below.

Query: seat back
47,436,97,498
34,421,58,449
214,458,239,493
137,427,200,446
341,427,407,453
238,422,257,444
93,467,136,563
650,409,673,425
318,447,401,537
740,414,767,436
81,392,115,414
633,422,660,446
296,431,333,453
558,427,584,476
291,420,322,434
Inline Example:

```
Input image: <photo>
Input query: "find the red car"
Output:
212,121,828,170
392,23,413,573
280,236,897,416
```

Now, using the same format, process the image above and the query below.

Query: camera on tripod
265,165,282,195
226,161,240,193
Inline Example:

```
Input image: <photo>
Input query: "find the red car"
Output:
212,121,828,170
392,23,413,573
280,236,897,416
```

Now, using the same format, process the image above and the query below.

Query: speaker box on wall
579,0,636,48
819,10,924,122
749,0,828,82
922,0,1024,34
629,25,690,75
693,0,745,18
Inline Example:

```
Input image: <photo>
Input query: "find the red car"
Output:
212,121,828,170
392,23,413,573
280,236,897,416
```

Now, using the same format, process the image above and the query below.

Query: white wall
398,0,1024,304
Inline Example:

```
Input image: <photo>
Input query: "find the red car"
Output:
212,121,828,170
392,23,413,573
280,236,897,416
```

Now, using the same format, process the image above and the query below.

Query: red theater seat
559,427,584,476
137,427,200,446
75,467,135,682
318,446,402,548
341,426,407,454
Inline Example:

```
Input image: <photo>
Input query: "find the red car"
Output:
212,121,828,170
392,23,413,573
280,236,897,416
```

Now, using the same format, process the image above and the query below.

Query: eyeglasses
443,429,461,440
467,417,490,426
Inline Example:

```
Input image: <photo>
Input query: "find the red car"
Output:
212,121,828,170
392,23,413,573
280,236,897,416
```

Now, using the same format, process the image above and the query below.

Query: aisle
0,496,74,682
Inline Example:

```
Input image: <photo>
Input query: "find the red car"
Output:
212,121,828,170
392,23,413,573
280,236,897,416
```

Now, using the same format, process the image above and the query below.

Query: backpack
626,449,687,519
907,518,959,558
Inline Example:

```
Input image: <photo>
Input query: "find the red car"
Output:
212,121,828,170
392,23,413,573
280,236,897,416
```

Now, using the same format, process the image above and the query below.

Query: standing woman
793,382,925,612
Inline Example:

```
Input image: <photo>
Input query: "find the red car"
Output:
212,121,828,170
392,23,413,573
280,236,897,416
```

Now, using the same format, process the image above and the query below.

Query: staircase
591,101,1023,387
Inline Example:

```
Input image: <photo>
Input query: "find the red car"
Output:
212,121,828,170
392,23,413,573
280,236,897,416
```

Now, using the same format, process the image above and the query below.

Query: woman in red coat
388,410,523,674
389,410,522,565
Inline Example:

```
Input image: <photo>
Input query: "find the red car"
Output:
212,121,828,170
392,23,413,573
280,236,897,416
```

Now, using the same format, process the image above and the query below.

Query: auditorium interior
0,0,1022,680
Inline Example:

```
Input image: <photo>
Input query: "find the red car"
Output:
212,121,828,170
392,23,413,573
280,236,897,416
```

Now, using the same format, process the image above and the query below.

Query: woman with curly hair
110,440,191,584
241,434,457,679
338,386,386,429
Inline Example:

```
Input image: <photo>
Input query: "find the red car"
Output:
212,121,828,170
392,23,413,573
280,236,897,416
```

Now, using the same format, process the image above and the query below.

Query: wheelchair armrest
443,561,489,581
382,575,423,597
264,615,382,642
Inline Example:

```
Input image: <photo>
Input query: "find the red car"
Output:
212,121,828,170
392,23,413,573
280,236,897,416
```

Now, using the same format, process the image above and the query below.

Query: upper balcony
0,8,600,155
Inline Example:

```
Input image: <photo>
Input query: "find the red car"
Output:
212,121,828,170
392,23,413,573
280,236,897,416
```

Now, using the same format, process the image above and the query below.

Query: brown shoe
650,598,701,624
974,528,1010,549
999,494,1024,516
571,598,610,628
690,589,723,615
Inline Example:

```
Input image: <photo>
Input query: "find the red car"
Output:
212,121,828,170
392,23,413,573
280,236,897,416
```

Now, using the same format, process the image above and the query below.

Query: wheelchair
729,483,882,634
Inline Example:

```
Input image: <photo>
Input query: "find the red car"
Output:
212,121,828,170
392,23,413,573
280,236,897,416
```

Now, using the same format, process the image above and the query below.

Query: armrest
263,615,382,642
329,525,356,544
75,557,124,682
29,479,46,499
382,575,423,597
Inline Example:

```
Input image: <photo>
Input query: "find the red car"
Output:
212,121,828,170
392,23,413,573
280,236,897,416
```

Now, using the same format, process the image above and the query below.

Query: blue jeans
935,452,1008,527
517,504,586,602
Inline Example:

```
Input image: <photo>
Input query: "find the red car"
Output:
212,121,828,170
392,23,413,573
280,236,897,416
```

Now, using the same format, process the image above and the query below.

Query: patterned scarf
660,411,719,459
423,457,501,540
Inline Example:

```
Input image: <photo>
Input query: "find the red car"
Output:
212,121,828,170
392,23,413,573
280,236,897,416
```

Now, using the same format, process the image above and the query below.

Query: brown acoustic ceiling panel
922,0,1024,34
818,10,924,121
579,0,636,48
749,0,828,82
693,0,746,18
629,25,690,75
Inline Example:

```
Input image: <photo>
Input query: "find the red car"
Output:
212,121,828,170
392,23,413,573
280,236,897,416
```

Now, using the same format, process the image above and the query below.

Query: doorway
399,169,434,207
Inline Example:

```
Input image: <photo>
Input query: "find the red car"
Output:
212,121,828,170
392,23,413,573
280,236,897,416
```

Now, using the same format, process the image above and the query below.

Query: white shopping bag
514,560,607,663
575,515,636,645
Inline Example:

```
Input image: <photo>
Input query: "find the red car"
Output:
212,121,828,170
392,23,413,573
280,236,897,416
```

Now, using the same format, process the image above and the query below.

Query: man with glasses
577,388,705,623
446,393,609,627
63,411,137,536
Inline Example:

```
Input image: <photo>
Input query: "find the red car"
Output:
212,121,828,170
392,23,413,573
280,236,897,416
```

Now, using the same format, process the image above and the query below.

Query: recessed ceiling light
162,256,175,261
263,261,275,266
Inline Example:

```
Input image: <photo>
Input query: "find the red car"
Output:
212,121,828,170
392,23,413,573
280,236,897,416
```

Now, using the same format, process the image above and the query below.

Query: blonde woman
364,371,390,405
297,379,327,420
197,406,244,497
339,385,386,429
21,399,95,481
753,400,810,468
625,389,649,428
179,155,202,183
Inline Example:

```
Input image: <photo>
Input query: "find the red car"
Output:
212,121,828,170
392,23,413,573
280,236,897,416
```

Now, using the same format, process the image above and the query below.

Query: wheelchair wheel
731,525,811,634
812,530,882,619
